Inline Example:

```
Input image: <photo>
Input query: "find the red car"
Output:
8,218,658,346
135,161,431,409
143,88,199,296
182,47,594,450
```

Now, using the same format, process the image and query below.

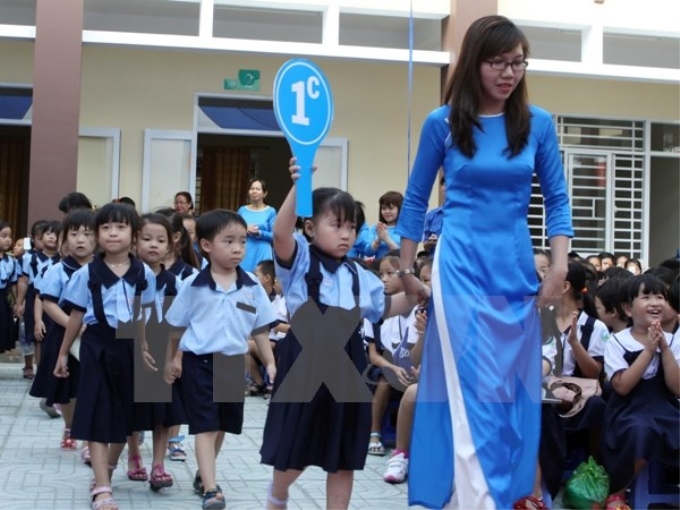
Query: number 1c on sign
291,77,320,127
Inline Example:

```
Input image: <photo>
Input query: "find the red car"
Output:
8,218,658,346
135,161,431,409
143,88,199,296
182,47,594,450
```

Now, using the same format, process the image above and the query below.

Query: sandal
167,435,187,461
267,481,288,509
149,464,174,491
22,367,34,380
368,432,386,456
246,381,266,396
126,454,148,482
513,495,548,509
60,428,78,451
605,494,631,510
193,470,222,496
91,486,118,510
202,488,226,510
89,464,118,491
81,445,92,465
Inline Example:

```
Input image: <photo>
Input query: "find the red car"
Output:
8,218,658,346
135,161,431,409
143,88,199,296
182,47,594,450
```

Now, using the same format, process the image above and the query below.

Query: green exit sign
224,69,260,91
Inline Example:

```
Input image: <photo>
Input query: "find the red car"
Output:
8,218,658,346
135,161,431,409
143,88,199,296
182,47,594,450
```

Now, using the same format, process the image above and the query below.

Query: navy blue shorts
180,351,245,435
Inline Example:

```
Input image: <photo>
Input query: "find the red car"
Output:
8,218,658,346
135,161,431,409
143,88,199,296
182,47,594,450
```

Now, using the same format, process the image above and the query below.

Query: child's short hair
596,278,627,320
140,213,174,251
42,220,62,237
307,187,356,226
94,202,140,234
196,209,246,243
417,257,433,278
598,251,615,263
645,266,677,287
256,259,275,282
601,266,633,282
622,274,668,304
115,197,136,208
378,191,403,223
379,252,400,270
62,208,95,234
58,192,92,214
354,201,366,234
30,219,49,239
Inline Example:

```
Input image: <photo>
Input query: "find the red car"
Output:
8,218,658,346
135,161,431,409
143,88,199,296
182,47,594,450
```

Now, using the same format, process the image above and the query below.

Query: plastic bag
563,456,610,509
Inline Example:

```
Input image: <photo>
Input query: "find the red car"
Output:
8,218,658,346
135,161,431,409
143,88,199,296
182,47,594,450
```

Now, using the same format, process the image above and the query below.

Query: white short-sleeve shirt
605,327,679,380
274,234,385,323
165,266,277,356
559,311,609,376
63,256,156,328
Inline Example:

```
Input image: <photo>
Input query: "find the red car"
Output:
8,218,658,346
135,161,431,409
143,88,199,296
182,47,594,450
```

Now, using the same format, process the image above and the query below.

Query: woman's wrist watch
397,268,416,278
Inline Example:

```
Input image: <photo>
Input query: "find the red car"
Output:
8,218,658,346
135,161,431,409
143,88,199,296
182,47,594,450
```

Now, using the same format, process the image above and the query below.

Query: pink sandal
126,454,148,482
60,428,78,451
149,464,174,491
91,486,118,510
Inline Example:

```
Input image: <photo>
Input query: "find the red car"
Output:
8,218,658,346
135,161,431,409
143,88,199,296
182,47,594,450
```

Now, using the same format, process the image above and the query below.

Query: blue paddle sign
273,59,334,217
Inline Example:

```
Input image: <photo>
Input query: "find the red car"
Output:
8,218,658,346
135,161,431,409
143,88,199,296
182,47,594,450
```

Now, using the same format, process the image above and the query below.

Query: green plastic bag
563,456,610,509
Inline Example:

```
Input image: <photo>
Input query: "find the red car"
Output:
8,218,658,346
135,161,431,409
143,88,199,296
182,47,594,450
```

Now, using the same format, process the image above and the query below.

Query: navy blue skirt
70,324,134,443
29,321,79,405
180,351,245,435
132,321,186,430
602,376,679,491
260,325,371,473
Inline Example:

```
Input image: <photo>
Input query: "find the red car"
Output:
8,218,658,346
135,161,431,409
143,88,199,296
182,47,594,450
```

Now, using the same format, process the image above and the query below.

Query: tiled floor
0,362,409,510
0,362,571,510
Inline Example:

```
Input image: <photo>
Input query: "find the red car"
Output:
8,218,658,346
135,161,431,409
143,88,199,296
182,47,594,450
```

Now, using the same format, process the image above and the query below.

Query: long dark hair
443,15,530,159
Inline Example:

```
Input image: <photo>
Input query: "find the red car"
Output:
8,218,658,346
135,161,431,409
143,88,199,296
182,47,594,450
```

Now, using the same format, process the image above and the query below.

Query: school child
260,160,425,510
134,213,186,491
601,274,680,510
53,202,156,510
596,278,629,334
32,220,62,366
0,221,19,355
157,210,198,462
553,262,609,442
164,209,277,510
367,252,418,457
15,219,49,379
360,191,404,259
382,257,433,485
29,209,95,450
245,259,289,397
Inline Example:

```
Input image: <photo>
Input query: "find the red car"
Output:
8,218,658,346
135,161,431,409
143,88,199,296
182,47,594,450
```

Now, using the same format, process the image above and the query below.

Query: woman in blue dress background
396,16,573,509
238,178,277,272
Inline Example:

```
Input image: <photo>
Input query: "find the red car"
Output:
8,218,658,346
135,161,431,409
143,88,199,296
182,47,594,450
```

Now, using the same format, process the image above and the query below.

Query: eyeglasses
485,59,529,72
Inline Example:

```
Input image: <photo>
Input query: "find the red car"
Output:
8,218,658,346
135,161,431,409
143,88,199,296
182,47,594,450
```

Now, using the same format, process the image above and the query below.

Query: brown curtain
0,134,30,236
200,146,251,212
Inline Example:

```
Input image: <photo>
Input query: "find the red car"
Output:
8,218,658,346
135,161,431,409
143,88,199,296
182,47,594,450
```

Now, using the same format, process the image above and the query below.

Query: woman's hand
402,274,430,308
247,224,260,236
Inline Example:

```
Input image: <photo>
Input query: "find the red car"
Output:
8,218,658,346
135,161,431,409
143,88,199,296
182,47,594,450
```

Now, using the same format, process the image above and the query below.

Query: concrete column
28,0,84,225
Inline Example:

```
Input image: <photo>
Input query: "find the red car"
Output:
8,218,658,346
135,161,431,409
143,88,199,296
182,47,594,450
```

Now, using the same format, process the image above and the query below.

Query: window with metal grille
530,116,645,260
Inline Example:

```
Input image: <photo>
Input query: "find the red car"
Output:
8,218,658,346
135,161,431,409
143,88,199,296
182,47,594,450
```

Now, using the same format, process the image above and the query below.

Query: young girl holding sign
260,159,425,509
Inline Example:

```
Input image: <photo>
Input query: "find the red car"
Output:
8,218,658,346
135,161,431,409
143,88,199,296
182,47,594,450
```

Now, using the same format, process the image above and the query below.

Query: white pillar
322,3,340,46
200,0,215,38
581,24,604,64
